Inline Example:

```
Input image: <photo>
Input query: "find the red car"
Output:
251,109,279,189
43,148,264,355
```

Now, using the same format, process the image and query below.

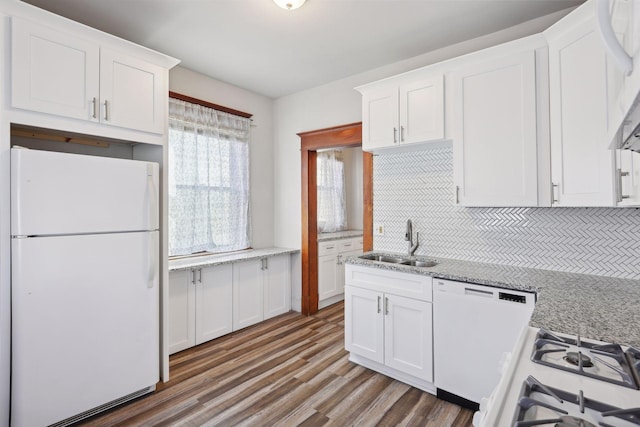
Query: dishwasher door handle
464,287,494,298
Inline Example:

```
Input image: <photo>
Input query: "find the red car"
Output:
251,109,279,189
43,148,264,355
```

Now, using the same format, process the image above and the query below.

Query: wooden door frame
299,122,373,315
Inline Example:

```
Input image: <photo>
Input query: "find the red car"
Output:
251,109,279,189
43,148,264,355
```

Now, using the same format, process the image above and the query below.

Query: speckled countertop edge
317,230,363,242
169,247,299,272
345,252,640,348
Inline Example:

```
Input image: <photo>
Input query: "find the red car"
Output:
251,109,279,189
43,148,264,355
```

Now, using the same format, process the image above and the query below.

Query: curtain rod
169,91,253,119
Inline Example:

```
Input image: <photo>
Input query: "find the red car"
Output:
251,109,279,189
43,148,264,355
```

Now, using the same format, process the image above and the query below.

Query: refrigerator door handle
147,164,158,230
148,232,158,288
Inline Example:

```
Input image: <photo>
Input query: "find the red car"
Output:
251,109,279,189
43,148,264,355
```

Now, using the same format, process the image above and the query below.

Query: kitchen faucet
405,219,419,256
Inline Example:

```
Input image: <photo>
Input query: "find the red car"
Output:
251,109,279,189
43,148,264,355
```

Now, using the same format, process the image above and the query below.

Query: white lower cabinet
233,255,291,330
263,255,292,319
318,237,363,308
345,265,434,388
168,264,232,355
233,259,264,330
169,254,291,354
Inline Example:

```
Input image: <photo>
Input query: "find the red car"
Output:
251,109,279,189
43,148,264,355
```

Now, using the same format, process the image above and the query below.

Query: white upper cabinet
359,74,445,152
545,3,617,206
12,17,100,122
452,48,541,207
616,149,640,206
11,16,174,136
100,48,165,134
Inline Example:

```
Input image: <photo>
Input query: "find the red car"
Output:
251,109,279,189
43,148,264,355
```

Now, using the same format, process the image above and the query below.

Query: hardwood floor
79,302,473,426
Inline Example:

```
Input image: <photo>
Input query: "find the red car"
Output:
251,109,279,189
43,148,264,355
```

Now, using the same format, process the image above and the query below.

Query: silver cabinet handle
264,258,268,270
393,127,398,143
91,97,97,119
191,270,196,285
617,169,630,202
400,126,405,142
384,297,389,315
377,296,381,313
198,268,202,283
325,246,335,250
103,100,109,121
336,254,342,265
552,183,559,204
260,259,265,271
455,186,460,204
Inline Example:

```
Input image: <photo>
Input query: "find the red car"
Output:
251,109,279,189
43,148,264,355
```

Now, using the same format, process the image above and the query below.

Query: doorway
299,122,373,315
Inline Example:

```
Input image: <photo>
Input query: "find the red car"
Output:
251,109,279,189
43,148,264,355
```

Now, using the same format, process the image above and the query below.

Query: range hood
618,97,640,152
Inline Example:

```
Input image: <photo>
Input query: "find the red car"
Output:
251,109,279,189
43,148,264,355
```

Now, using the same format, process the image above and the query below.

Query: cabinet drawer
339,238,362,253
346,264,433,302
318,241,339,256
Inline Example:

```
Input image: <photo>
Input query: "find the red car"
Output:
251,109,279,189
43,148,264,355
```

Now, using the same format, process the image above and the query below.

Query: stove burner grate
531,330,639,389
512,376,640,427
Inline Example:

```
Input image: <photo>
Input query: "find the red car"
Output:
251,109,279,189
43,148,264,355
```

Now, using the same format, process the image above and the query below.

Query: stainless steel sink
359,254,406,264
359,254,437,268
400,259,437,268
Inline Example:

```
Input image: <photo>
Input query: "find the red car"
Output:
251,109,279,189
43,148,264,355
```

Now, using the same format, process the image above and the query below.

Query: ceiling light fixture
273,0,306,10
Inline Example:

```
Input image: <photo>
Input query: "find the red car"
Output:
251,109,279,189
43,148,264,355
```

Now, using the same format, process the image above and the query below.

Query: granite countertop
345,252,640,348
169,247,299,272
317,230,363,242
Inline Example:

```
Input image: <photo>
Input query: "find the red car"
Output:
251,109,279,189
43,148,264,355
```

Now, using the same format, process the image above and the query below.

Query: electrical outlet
374,223,384,235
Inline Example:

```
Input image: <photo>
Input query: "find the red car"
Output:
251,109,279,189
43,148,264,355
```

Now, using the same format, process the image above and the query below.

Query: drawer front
318,241,338,256
339,237,363,253
345,264,433,302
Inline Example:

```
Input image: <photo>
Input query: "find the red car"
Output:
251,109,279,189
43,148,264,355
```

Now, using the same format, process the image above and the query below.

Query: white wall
274,9,574,311
169,66,275,249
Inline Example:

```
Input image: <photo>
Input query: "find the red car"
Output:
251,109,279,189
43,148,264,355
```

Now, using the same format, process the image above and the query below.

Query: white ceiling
21,0,583,99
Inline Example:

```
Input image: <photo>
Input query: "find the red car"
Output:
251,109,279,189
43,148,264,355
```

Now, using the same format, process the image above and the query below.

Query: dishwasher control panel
498,292,527,304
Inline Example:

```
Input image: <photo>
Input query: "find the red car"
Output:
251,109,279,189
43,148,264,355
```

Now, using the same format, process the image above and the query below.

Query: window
168,97,251,257
317,150,347,233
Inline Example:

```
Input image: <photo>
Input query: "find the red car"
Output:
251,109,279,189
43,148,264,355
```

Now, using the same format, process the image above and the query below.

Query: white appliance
10,148,160,427
433,278,535,407
475,327,640,426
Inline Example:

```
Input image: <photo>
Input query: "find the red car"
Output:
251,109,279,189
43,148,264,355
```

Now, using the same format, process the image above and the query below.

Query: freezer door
11,148,159,235
11,231,159,427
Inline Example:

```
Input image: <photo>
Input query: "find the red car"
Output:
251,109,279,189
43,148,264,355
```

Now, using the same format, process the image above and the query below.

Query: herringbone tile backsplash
373,145,640,279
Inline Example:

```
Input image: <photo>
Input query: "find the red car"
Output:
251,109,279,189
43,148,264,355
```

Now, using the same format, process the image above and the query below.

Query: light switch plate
374,223,384,235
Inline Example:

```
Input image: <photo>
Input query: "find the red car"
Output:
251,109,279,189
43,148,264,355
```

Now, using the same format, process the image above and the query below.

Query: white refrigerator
10,147,160,427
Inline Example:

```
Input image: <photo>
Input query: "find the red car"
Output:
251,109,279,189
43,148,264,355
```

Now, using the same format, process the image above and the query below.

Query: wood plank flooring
78,302,473,426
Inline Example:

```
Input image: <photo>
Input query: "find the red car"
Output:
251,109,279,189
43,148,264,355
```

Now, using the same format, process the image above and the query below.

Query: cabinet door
168,270,195,354
195,265,233,345
232,260,264,330
384,294,433,382
11,17,100,121
318,254,338,301
452,51,538,207
362,85,399,151
547,14,616,206
100,48,165,134
617,150,640,206
335,249,362,298
344,286,384,364
263,255,291,319
399,75,444,144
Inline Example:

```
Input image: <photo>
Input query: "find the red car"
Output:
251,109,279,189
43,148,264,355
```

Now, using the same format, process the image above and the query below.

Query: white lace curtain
168,97,252,257
317,150,347,233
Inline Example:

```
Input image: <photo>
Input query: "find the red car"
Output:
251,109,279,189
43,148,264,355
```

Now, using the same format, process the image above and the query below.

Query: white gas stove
475,327,640,427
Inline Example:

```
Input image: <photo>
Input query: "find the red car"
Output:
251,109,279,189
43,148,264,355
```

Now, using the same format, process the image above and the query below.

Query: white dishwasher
433,278,535,408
